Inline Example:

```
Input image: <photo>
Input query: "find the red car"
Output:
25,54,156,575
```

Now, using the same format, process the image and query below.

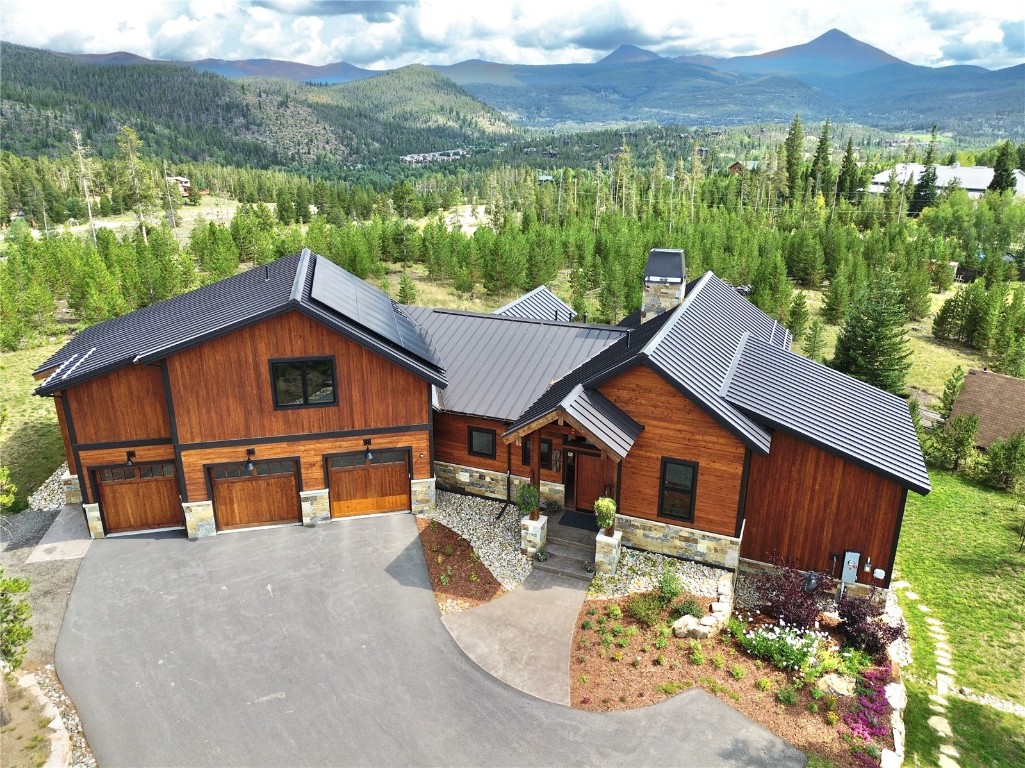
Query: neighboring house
727,161,759,175
165,176,191,197
948,369,1025,448
865,163,1025,199
35,248,929,588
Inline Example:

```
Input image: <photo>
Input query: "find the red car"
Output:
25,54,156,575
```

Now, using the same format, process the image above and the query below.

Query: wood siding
434,413,509,473
330,463,410,517
54,394,74,467
167,310,429,445
741,430,906,584
78,444,176,504
179,430,430,502
66,365,171,445
212,471,301,530
599,364,746,537
514,423,572,484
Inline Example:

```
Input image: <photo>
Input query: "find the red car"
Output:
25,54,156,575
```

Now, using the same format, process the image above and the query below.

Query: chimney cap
644,248,685,282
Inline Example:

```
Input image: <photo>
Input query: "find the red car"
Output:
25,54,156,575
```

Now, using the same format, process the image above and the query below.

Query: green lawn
895,470,1025,766
0,343,66,512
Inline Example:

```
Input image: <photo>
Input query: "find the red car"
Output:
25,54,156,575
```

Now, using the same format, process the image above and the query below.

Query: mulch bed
416,517,505,611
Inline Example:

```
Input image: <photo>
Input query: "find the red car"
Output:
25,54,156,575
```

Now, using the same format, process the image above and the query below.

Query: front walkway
443,569,588,704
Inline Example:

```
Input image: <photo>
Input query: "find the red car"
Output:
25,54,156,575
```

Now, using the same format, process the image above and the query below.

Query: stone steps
534,551,595,582
535,525,596,582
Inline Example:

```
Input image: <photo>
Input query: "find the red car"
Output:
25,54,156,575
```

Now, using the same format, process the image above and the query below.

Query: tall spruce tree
783,114,804,203
810,120,832,200
909,126,939,216
829,274,912,395
988,141,1017,193
836,137,859,204
788,291,810,343
939,365,966,419
802,319,826,362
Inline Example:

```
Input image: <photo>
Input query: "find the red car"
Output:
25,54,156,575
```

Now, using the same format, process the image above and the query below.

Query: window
521,438,553,469
271,358,336,408
658,458,698,522
468,427,497,459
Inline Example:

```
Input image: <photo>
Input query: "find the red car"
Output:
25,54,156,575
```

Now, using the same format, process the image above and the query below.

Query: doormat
559,510,599,532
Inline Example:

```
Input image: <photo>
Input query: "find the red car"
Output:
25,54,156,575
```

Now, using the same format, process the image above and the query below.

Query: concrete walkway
443,569,588,704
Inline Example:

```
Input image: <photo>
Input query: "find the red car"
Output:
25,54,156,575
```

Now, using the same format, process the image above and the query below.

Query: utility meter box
841,550,861,584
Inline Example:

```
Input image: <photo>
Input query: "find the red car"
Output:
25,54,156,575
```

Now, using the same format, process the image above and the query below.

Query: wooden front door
328,449,410,518
95,463,183,534
210,460,301,531
574,453,605,512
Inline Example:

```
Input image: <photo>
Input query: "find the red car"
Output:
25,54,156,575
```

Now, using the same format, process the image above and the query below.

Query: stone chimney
641,248,686,323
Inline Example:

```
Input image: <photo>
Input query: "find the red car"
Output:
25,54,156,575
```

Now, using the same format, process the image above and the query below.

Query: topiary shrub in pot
593,496,616,535
516,483,541,521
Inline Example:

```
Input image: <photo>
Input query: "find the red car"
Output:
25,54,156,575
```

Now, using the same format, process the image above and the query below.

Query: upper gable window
271,358,336,408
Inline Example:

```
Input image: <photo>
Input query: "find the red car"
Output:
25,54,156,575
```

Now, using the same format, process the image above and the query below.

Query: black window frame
658,457,698,523
467,426,497,459
521,438,554,469
270,356,337,409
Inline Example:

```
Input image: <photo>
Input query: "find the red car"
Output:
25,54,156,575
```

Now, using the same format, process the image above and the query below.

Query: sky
2,0,1023,71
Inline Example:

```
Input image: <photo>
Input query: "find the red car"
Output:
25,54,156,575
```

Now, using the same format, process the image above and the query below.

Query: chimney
641,248,686,323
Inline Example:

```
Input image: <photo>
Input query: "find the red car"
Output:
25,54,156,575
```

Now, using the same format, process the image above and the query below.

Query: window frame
269,356,337,410
467,426,497,460
657,457,698,523
521,437,554,469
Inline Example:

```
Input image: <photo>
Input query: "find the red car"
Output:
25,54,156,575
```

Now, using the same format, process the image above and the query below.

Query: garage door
95,463,184,534
328,449,411,518
210,459,301,531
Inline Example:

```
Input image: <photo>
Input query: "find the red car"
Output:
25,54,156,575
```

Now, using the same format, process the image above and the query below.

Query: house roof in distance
949,368,1025,448
35,250,447,395
866,163,1025,198
403,306,624,421
493,285,576,322
721,333,930,494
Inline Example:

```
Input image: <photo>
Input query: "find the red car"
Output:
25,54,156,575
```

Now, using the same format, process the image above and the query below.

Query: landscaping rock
588,547,725,599
28,463,69,512
816,673,855,697
698,615,718,626
672,615,699,638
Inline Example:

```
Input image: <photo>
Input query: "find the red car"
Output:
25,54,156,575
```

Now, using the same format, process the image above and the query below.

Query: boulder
672,615,699,638
816,673,855,697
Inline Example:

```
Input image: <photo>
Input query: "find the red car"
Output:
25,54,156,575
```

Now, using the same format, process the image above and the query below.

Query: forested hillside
0,44,518,169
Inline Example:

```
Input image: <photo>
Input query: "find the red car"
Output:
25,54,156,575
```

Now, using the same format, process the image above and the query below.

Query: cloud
1001,20,1025,58
252,0,413,21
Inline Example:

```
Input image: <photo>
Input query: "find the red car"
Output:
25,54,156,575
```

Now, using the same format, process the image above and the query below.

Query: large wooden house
35,248,930,587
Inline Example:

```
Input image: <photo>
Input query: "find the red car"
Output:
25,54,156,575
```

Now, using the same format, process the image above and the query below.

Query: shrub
616,638,629,649
756,678,773,692
581,620,594,630
607,604,623,619
838,595,907,660
807,702,819,714
733,617,828,673
626,593,663,627
655,654,666,666
610,623,626,636
658,570,683,605
593,496,616,530
657,681,690,695
750,556,827,629
515,483,540,516
689,647,706,665
711,652,726,670
810,686,825,701
654,637,667,650
439,574,449,586
776,686,798,705
730,664,747,680
826,711,840,726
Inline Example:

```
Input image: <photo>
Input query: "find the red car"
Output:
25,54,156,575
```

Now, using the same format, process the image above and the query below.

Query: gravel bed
588,547,725,600
955,686,1025,718
28,463,68,512
34,665,97,768
419,490,533,590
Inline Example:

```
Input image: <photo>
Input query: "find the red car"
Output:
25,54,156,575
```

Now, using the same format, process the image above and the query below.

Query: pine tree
398,271,418,305
829,275,912,395
939,365,966,419
810,120,832,200
802,319,826,362
988,141,1017,193
836,137,859,204
933,414,978,471
783,115,804,202
788,291,809,343
909,126,939,216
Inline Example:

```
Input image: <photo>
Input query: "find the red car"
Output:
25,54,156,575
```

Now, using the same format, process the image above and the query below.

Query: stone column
83,503,104,539
595,529,623,575
299,489,331,526
61,472,82,506
182,500,216,540
520,514,548,555
410,478,436,515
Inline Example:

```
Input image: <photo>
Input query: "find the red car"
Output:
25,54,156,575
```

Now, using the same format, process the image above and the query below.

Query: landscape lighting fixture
244,448,256,472
363,439,373,462
125,451,136,467
803,572,819,593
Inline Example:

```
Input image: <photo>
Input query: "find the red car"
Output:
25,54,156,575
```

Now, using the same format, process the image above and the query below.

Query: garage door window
99,463,175,482
329,449,407,469
271,358,336,408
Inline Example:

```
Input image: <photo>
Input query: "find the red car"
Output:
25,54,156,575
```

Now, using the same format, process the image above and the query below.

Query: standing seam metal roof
493,285,577,322
721,333,930,494
34,251,446,395
557,384,642,459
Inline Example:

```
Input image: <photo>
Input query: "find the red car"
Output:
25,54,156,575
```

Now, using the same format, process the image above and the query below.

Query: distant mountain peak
598,45,663,65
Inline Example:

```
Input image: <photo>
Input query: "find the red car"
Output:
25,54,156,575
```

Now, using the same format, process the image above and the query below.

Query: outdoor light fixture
803,572,819,593
363,439,373,461
125,451,136,467
863,556,873,573
244,448,256,472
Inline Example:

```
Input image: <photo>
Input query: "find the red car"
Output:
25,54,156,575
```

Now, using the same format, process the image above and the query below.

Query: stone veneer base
616,515,740,570
83,503,104,539
410,477,436,515
435,461,529,502
182,500,216,540
299,489,331,526
61,473,82,507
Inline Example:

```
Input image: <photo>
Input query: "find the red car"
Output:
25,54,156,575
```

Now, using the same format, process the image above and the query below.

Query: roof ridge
640,270,713,357
290,248,311,303
420,306,619,331
719,332,750,398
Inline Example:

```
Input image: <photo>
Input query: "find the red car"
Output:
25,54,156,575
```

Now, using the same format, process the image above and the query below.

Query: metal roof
556,384,642,460
493,285,577,322
35,250,446,395
403,306,624,421
721,333,931,495
866,163,1025,199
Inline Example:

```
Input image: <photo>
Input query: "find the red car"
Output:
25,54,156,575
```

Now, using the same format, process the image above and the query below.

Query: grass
0,343,66,512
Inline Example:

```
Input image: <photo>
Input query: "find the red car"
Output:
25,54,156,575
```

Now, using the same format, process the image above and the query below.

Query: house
727,161,759,176
949,369,1025,448
165,176,191,197
493,285,576,322
35,248,929,588
865,163,1025,199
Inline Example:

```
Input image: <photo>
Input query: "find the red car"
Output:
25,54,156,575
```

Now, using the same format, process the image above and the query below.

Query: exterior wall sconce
363,439,373,461
244,448,256,472
125,450,136,467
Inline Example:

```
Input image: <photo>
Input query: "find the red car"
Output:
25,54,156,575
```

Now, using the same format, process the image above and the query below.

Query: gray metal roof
557,384,642,460
493,285,577,322
35,250,446,395
721,333,931,494
403,306,624,421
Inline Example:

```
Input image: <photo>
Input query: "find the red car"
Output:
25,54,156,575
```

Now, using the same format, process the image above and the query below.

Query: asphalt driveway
56,514,805,767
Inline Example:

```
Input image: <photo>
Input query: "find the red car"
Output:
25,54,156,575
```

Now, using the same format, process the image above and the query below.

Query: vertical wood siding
741,430,905,583
598,363,746,537
433,413,510,473
166,311,429,444
66,365,171,444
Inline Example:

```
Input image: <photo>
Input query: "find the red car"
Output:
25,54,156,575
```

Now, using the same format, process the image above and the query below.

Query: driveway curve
56,514,805,767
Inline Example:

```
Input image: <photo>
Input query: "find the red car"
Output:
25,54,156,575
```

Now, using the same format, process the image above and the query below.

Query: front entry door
574,453,605,512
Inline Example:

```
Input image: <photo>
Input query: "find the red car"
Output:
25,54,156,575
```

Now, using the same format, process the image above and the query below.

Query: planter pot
530,508,540,522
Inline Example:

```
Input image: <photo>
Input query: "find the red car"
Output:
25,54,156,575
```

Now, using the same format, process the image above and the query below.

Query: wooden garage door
210,460,301,531
328,449,410,518
95,463,183,534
